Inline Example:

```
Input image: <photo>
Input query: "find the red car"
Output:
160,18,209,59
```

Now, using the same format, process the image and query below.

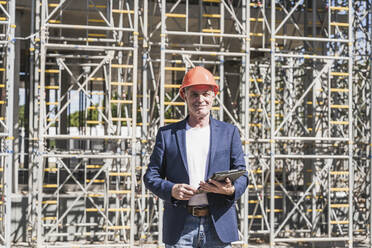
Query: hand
171,184,197,200
199,178,235,196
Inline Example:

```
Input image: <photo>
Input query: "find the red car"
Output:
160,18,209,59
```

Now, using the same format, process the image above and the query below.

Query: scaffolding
0,0,369,247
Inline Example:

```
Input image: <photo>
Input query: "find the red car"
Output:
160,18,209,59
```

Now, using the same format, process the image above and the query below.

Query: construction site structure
0,0,370,247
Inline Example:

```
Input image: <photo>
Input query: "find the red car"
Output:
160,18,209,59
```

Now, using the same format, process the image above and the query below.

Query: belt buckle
192,206,204,216
192,207,197,216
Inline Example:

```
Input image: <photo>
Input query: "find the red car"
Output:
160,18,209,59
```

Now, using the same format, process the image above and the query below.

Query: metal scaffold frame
28,0,140,247
0,0,369,247
0,0,15,247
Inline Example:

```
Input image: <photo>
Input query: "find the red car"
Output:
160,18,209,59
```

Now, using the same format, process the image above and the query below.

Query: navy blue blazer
143,117,248,245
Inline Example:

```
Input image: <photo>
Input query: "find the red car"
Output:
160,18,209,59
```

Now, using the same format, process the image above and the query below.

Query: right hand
171,184,197,200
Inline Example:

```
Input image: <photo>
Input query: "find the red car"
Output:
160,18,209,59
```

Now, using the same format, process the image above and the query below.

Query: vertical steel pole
369,1,372,245
270,0,276,247
141,0,149,242
37,0,47,246
159,0,166,244
242,0,251,244
4,1,15,247
130,0,139,246
218,2,224,121
347,0,354,247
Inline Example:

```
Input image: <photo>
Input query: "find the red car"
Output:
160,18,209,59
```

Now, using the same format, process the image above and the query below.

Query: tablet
210,169,246,182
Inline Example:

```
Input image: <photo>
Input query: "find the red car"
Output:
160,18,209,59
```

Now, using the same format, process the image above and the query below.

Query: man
143,66,248,247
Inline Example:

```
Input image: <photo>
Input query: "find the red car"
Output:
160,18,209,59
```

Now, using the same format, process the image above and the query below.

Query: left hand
199,178,235,196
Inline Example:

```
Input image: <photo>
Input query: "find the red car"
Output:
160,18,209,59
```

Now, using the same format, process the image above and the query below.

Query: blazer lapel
206,117,218,180
175,119,189,174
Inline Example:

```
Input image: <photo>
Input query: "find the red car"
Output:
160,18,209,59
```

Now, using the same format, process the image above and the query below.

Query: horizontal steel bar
43,135,132,140
45,23,134,32
275,35,350,43
273,137,349,141
275,53,349,60
42,154,131,159
166,30,247,38
45,43,134,51
165,49,247,57
274,155,349,159
275,237,349,242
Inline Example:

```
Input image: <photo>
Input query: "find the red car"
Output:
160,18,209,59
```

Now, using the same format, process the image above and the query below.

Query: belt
187,205,209,217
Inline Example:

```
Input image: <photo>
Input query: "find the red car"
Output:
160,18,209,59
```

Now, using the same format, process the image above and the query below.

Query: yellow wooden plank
88,4,106,8
250,32,263,37
111,64,133,69
88,193,104,197
86,165,103,169
248,215,263,219
330,187,349,192
90,77,104,81
164,84,181,88
166,13,187,18
43,184,58,188
307,209,323,212
330,171,349,175
202,14,221,18
110,82,133,86
249,108,263,112
112,9,134,14
86,179,105,183
331,72,349,76
88,33,106,37
42,217,57,221
110,99,133,104
88,19,105,23
250,18,263,22
109,172,131,177
86,120,104,125
330,6,349,11
165,119,182,123
45,85,59,90
164,102,185,106
330,204,349,208
330,220,349,224
266,209,283,213
248,185,263,189
330,88,349,93
331,22,349,27
330,105,349,109
249,78,263,82
330,121,348,125
44,168,58,172
112,117,132,122
42,200,57,204
165,67,186,71
48,20,61,24
87,106,104,110
202,29,221,33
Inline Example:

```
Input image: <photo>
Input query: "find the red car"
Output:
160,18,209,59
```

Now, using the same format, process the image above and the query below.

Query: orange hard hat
179,66,219,99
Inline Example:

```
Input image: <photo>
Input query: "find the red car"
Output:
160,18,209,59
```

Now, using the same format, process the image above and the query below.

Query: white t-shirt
185,122,209,206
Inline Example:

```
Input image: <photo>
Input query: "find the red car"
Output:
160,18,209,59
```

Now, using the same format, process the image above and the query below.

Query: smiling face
184,85,215,120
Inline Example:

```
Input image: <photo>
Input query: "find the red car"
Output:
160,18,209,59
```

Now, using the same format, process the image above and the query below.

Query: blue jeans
165,214,232,248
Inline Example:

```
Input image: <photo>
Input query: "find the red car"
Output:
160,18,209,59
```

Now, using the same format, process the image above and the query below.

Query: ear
179,89,185,100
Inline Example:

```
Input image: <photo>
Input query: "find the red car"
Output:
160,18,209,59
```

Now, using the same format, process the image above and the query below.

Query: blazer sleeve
143,128,175,202
230,126,248,201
